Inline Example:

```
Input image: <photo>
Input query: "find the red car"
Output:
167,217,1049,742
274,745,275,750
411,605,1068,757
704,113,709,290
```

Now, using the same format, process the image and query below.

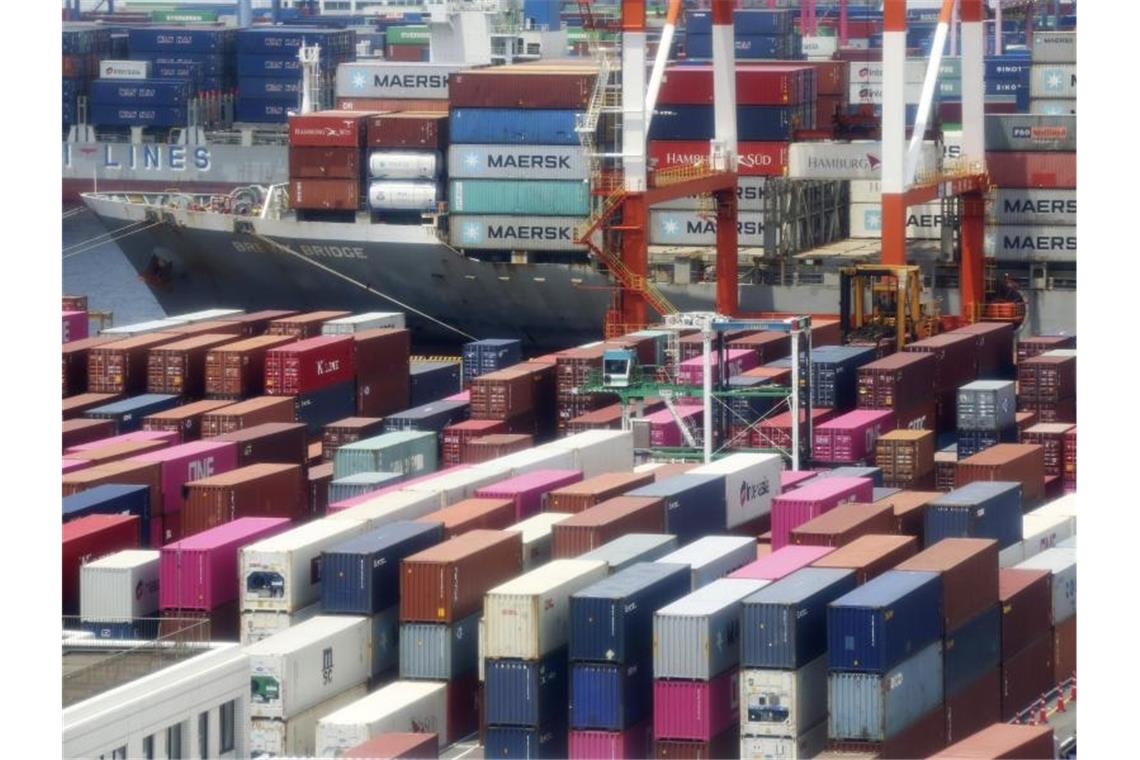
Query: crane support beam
644,171,737,204
960,0,986,164
960,192,987,322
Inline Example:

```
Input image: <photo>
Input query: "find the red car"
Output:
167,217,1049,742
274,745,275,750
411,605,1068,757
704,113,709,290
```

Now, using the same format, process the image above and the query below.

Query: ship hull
82,193,1076,349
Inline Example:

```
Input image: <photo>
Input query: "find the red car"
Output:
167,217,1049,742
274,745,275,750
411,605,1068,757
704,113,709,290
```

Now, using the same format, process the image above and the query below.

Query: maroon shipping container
986,151,1076,188
205,334,297,399
87,333,181,394
547,471,657,514
556,346,613,429
367,112,449,148
897,538,999,632
444,671,480,745
63,336,118,397
62,459,163,523
200,396,296,438
342,733,439,760
288,146,363,179
265,335,355,396
288,110,372,147
726,331,792,364
903,333,978,394
217,310,299,337
442,419,507,465
337,97,448,113
355,328,411,417
463,433,534,464
1017,355,1075,403
789,502,895,548
606,334,659,368
566,400,667,433
1000,631,1055,720
679,330,759,361
63,295,88,312
449,68,596,108
267,311,352,340
955,444,1046,509
62,418,117,451
1019,396,1075,425
62,513,141,614
810,534,919,584
215,422,309,467
63,392,122,420
804,60,849,95
646,463,699,482
324,417,387,462
1063,427,1076,490
741,366,793,386
289,178,361,210
1017,335,1075,362
309,462,335,516
1020,423,1074,478
893,399,938,434
932,723,1055,760
998,568,1053,661
828,704,948,759
470,363,555,421
856,352,936,411
308,442,323,468
876,490,940,540
659,64,815,105
386,44,426,62
142,399,235,443
551,496,667,558
416,498,517,540
182,463,306,535
944,667,1002,747
654,725,738,760
951,322,1016,379
1054,614,1076,684
400,529,523,623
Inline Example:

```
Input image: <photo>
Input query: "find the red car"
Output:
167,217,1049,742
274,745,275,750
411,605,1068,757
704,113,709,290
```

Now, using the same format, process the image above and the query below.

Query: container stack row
683,9,803,61
235,27,355,124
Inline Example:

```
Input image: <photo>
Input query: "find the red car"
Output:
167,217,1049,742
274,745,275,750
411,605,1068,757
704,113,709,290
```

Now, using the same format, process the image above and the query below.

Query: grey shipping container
1029,65,1077,101
1031,32,1076,63
990,189,1077,226
653,577,767,680
398,610,480,680
984,114,1076,152
449,215,587,251
740,721,828,760
655,536,757,590
985,225,1077,262
578,534,679,574
447,144,589,180
740,655,829,738
956,381,1017,431
828,641,944,742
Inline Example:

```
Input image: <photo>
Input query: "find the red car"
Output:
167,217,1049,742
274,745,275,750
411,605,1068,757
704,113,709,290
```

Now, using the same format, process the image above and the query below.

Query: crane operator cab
602,349,636,388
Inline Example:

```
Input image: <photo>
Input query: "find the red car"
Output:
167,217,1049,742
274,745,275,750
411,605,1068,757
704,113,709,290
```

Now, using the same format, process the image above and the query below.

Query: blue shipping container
383,400,469,434
370,604,400,676
450,109,583,146
627,474,727,544
89,105,188,129
236,27,352,55
483,723,568,760
827,570,943,674
925,481,1022,550
462,339,522,383
686,9,795,35
957,426,1019,459
295,380,357,434
569,660,653,731
235,97,294,124
320,521,444,614
741,567,858,670
62,485,151,543
410,362,463,407
569,562,692,665
237,77,303,98
83,394,181,434
944,604,1001,699
684,34,794,60
128,27,232,54
144,54,229,77
236,54,308,78
650,103,802,141
89,79,192,106
484,648,569,728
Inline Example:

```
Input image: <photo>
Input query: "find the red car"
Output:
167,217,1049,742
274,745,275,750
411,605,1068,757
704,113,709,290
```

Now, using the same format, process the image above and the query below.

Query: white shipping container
507,512,572,571
483,559,608,659
990,189,1077,226
942,130,964,161
1041,349,1077,359
449,215,587,251
368,152,441,179
240,604,321,647
788,142,940,181
247,615,372,720
801,35,839,59
740,720,828,760
99,60,150,79
848,59,931,85
1030,98,1076,116
690,452,783,528
657,537,757,590
546,430,635,478
485,447,578,478
740,656,828,737
1028,493,1077,520
1014,547,1076,624
448,144,589,180
847,81,926,105
171,308,244,323
649,210,766,247
79,550,161,623
335,62,464,99
1019,512,1077,564
100,317,191,336
1030,65,1077,99
315,681,448,757
402,464,515,508
249,684,368,758
998,542,1025,569
478,616,486,682
241,519,370,613
1031,32,1077,64
653,578,768,680
328,490,442,528
985,225,1076,262
850,202,952,240
321,312,406,334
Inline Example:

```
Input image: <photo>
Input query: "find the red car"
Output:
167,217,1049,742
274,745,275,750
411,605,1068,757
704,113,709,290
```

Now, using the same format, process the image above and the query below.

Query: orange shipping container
199,396,296,438
400,530,523,623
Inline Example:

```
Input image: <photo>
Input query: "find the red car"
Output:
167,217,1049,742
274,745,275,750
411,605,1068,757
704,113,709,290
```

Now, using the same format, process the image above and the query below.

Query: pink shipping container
63,311,88,343
677,349,759,385
647,404,704,447
653,669,739,742
62,458,89,474
812,409,896,463
448,391,471,402
474,469,585,520
729,545,836,581
326,465,471,513
133,440,239,516
770,477,874,549
780,470,818,490
159,516,291,610
67,430,180,454
569,722,653,760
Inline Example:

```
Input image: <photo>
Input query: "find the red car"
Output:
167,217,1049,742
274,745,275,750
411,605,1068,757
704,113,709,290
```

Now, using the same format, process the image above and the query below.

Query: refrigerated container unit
79,549,161,632
249,684,370,758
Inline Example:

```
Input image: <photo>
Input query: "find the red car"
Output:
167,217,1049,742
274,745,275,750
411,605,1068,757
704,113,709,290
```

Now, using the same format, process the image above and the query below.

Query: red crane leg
620,193,649,328
960,191,986,322
715,187,739,316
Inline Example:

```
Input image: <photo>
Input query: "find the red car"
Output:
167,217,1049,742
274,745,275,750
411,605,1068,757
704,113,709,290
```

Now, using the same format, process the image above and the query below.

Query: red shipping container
134,440,240,519
893,399,938,434
944,668,1002,746
200,396,296,438
903,333,979,394
1017,355,1075,403
658,64,815,105
1063,427,1076,490
87,333,181,395
463,434,536,463
790,501,895,548
897,538,1000,632
552,496,667,558
216,310,299,337
1000,631,1054,720
1021,423,1074,478
566,404,625,433
444,670,480,744
289,178,361,210
63,295,89,312
141,399,235,443
63,336,117,397
288,110,372,147
442,420,507,465
653,669,739,742
182,463,306,536
998,568,1053,661
159,516,291,611
955,444,1046,508
62,418,117,451
727,332,791,364
309,462,335,517
1017,335,1075,361
265,335,355,396
65,439,169,468
931,724,1055,760
267,311,351,340
475,469,585,520
649,140,790,177
470,364,553,421
986,151,1076,189
1054,615,1076,685
342,733,439,760
205,334,297,399
813,409,895,463
399,529,524,623
336,97,448,113
416,498,517,540
288,146,363,179
449,69,596,109
856,352,936,411
386,44,427,62
62,514,141,614
952,322,1015,379
570,721,653,760
367,112,449,148
810,534,919,584
146,333,241,396
547,471,657,514
803,60,849,96
770,477,874,550
355,328,411,417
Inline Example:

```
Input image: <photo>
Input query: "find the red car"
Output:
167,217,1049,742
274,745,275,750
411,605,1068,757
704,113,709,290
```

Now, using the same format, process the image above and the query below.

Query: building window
198,712,209,759
167,722,183,760
143,735,155,760
219,700,236,754
111,747,127,760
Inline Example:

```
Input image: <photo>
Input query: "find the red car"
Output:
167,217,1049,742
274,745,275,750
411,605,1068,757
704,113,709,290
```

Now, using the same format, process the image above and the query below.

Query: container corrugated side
570,659,653,732
79,549,161,622
1013,547,1076,623
826,570,942,673
320,521,445,615
315,681,449,758
483,647,569,727
739,721,828,760
398,610,481,680
655,536,757,590
653,578,768,680
944,605,1002,699
741,567,858,669
828,641,944,742
577,533,679,573
654,667,739,742
739,656,828,738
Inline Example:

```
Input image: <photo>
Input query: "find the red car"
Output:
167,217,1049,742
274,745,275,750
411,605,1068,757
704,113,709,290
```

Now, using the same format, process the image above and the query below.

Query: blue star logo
463,152,481,171
865,209,883,232
351,72,366,90
1043,68,1066,93
462,222,483,244
662,218,680,236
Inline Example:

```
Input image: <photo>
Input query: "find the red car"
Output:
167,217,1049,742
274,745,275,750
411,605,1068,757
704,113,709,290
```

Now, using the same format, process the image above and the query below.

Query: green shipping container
386,25,431,46
151,10,218,22
449,179,590,216
333,430,439,479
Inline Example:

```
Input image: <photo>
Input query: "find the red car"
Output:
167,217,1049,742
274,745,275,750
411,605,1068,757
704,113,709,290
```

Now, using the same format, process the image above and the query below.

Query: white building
63,644,248,759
